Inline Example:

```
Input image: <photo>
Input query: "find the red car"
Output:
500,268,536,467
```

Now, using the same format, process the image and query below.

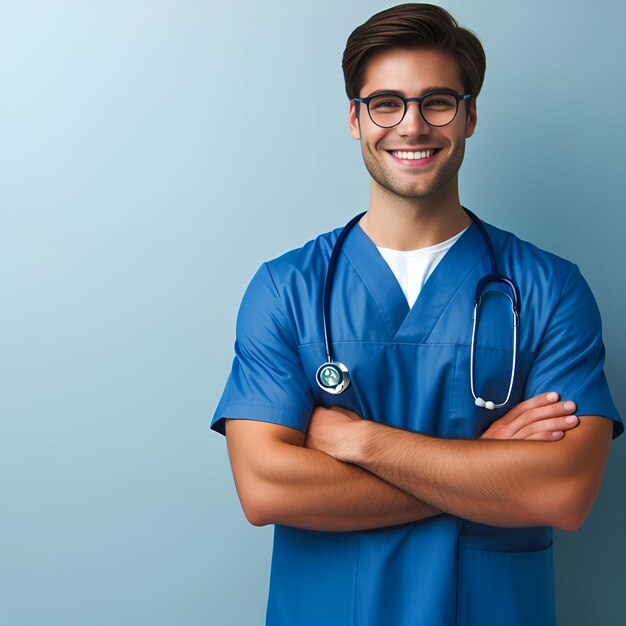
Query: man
211,4,622,625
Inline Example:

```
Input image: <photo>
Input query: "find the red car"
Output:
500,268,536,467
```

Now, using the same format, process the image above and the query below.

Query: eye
369,95,404,111
422,94,456,110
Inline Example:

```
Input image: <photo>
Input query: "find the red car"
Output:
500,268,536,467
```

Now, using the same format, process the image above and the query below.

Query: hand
480,392,578,441
305,406,364,461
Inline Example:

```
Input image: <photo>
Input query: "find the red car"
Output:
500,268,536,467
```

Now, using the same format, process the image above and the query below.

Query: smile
390,149,435,159
386,148,441,165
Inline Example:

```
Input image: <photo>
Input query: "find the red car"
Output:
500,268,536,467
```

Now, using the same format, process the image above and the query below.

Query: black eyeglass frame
353,91,473,128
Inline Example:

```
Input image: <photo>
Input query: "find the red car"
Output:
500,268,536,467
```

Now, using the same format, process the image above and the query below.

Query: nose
397,101,431,136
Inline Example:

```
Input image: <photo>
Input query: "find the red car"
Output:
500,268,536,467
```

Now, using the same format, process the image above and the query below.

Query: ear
465,99,477,139
348,100,361,140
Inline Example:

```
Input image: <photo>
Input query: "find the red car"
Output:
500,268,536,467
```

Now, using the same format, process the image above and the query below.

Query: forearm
227,423,442,531
345,420,577,529
265,445,443,530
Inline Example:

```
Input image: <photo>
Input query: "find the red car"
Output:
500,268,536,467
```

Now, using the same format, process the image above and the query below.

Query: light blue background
1,1,624,625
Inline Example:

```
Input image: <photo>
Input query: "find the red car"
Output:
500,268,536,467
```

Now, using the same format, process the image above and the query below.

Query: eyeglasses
354,91,472,128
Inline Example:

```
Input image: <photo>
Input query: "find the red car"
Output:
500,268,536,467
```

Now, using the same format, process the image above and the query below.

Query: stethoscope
315,208,520,410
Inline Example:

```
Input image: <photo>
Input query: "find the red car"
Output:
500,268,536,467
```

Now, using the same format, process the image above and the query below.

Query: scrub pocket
456,536,556,626
266,526,358,626
448,344,534,439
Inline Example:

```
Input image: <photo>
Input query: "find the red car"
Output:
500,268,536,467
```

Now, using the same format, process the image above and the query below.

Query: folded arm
306,407,613,531
225,418,441,531
224,394,580,531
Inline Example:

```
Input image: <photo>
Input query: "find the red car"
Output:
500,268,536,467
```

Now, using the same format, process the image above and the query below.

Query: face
349,48,477,201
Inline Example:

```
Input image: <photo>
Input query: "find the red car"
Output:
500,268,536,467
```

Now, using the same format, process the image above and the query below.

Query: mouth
386,148,442,166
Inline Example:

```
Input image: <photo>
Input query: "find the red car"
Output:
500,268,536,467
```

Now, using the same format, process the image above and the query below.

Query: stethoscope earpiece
474,397,495,411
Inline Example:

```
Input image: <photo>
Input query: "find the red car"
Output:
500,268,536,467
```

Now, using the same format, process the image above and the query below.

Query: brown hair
342,3,486,100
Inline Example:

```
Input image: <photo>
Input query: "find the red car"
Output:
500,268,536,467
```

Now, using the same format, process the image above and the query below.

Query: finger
500,401,577,438
524,430,565,441
498,392,560,425
483,393,562,436
510,415,579,440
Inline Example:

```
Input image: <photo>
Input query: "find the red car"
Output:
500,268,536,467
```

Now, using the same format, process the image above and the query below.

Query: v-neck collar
341,220,489,342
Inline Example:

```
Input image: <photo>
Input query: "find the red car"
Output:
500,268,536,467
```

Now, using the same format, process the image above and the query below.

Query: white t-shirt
377,228,467,308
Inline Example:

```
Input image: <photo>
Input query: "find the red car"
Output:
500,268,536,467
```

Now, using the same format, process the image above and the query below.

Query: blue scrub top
212,217,623,626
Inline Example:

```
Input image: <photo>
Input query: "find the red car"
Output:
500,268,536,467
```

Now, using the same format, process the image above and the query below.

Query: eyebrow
365,86,461,97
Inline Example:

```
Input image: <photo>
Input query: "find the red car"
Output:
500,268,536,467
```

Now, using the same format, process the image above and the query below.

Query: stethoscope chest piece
316,361,351,394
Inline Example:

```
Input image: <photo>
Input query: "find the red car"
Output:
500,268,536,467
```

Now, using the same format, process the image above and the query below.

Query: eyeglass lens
367,93,459,128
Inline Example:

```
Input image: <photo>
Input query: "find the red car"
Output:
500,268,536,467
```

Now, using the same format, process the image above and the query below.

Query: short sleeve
522,265,622,439
210,263,315,436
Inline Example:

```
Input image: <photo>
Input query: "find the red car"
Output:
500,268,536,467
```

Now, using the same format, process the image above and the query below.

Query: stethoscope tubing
318,208,520,409
322,211,366,362
470,293,519,409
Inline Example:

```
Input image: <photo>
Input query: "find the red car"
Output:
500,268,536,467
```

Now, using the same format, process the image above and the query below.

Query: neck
359,176,471,250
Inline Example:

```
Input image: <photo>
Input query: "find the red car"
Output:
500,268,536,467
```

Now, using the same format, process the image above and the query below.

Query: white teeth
391,149,435,160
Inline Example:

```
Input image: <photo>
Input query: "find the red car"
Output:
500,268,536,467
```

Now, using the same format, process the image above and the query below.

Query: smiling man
211,4,622,626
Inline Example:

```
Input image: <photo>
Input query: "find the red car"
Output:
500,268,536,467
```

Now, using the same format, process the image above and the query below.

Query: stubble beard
360,141,465,201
